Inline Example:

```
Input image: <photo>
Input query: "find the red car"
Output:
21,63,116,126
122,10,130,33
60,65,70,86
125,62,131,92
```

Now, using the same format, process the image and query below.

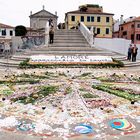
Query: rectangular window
71,16,75,21
81,16,84,22
123,31,127,35
106,17,110,22
2,29,6,36
97,16,101,22
121,27,123,30
10,30,13,36
97,28,100,34
137,24,140,28
87,16,90,22
106,28,110,34
131,24,134,28
91,16,94,22
136,34,140,40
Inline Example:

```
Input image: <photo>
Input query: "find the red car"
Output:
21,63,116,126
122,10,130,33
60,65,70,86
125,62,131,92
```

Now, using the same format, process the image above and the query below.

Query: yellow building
65,4,114,38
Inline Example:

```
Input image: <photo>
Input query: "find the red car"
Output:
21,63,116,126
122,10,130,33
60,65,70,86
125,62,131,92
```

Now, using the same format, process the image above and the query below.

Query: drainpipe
134,21,136,44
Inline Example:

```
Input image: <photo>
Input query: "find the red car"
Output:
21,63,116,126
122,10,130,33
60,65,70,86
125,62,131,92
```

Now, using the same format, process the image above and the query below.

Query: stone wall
12,36,45,53
94,38,140,59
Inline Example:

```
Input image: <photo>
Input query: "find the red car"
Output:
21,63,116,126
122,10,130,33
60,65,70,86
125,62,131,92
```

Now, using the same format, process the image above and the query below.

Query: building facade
0,23,15,39
0,23,15,52
29,6,58,30
118,17,140,44
65,4,114,38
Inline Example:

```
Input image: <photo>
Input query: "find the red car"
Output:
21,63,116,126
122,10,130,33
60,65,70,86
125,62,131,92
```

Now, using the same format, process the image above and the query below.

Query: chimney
120,15,124,24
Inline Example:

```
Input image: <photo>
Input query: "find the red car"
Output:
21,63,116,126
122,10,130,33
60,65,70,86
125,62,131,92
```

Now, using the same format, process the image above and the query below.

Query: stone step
53,39,87,43
124,63,140,67
23,50,116,55
54,31,81,35
122,60,140,65
54,34,82,37
54,34,84,37
10,57,27,61
0,59,20,65
113,56,127,61
55,29,80,33
33,47,100,51
0,63,18,68
12,54,29,59
54,37,86,40
53,36,85,40
48,43,90,47
0,59,20,68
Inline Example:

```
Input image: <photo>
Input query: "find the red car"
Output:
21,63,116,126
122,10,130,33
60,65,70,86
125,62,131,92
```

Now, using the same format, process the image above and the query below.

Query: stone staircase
23,29,117,56
1,29,140,68
49,29,90,48
121,59,140,67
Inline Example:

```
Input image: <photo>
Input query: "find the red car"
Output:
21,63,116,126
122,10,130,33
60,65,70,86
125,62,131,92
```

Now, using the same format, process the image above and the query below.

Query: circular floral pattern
17,121,35,131
109,119,135,131
74,124,93,134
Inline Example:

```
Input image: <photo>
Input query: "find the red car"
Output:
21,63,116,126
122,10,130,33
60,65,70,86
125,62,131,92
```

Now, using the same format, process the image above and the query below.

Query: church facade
29,6,58,30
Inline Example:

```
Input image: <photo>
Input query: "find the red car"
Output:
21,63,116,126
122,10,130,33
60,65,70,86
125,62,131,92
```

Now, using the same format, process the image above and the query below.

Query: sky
0,0,140,27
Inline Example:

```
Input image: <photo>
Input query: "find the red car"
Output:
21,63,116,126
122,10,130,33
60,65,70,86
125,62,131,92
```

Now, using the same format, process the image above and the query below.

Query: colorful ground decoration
74,124,93,134
109,119,135,131
0,68,140,139
17,121,35,131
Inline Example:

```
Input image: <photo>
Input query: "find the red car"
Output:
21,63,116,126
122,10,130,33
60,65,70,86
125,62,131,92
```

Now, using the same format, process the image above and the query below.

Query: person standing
49,26,54,44
132,44,138,62
48,18,53,27
127,44,132,61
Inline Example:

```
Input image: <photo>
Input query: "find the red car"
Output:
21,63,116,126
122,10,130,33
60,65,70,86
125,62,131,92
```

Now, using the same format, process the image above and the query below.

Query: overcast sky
0,0,140,27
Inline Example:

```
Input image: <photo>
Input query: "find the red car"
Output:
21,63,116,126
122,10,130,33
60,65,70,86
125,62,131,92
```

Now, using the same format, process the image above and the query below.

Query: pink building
119,17,140,44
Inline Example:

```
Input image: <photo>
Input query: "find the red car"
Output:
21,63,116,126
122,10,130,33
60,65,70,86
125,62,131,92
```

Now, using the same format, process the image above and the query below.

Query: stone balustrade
79,22,94,47
45,21,49,46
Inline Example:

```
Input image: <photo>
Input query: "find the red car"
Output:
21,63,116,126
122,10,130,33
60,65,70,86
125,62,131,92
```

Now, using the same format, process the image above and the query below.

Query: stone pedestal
45,21,49,47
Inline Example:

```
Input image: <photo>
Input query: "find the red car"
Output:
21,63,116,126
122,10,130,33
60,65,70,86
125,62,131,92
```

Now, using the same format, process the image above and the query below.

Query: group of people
127,44,138,62
48,18,54,44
